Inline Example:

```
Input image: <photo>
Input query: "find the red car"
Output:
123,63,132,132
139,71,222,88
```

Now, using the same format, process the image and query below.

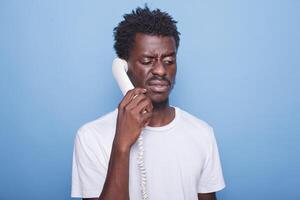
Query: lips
148,80,170,93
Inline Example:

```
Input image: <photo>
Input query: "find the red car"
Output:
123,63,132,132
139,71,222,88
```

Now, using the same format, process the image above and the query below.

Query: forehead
131,33,176,57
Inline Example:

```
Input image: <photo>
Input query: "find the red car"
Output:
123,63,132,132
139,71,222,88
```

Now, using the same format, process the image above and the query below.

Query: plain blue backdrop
1,0,299,199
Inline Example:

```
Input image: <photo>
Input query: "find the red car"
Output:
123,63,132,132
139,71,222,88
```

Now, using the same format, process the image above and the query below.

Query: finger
141,112,153,126
125,93,148,110
144,99,153,113
133,97,152,114
119,88,146,109
137,97,153,113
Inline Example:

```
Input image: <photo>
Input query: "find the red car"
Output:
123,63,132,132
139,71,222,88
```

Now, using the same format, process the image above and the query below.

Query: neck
148,99,175,127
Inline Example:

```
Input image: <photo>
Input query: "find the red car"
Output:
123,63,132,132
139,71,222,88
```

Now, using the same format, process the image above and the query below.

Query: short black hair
113,6,180,60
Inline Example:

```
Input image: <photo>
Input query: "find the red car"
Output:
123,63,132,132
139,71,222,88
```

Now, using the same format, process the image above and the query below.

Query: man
71,6,225,200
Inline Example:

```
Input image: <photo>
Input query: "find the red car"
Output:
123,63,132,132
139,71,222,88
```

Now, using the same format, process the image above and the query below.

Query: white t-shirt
71,107,225,199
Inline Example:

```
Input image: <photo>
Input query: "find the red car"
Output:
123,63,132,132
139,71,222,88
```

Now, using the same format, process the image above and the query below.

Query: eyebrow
141,51,176,58
162,52,176,57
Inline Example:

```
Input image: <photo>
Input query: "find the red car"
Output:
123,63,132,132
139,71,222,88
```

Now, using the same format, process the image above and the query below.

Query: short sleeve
71,127,108,198
197,128,225,193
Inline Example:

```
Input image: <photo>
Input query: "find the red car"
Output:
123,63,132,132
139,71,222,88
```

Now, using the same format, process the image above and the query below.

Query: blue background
1,0,299,199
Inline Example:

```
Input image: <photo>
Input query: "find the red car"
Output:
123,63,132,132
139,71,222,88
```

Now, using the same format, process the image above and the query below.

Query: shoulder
176,107,213,130
75,109,118,144
176,107,214,138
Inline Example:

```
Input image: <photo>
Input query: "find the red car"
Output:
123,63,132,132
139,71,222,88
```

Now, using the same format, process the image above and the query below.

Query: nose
152,60,166,77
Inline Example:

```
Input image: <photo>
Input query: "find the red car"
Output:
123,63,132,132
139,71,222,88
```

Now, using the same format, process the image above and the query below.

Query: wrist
112,139,131,154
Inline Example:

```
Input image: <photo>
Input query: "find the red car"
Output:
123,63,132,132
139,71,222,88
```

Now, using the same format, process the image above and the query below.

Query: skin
83,33,217,200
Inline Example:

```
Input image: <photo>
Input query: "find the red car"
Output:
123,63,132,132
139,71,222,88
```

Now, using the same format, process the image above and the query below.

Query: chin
149,92,169,105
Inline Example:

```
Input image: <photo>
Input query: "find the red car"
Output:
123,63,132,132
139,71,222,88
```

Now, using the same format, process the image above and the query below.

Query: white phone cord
137,134,148,200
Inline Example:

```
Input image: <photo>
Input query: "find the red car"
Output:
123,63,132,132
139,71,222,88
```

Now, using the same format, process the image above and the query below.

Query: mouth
147,80,170,93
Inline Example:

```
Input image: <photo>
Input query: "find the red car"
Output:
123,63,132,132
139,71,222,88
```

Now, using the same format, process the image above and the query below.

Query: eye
163,57,175,65
140,58,152,65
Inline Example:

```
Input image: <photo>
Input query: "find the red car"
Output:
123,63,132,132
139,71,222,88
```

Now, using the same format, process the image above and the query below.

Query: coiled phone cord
137,134,148,200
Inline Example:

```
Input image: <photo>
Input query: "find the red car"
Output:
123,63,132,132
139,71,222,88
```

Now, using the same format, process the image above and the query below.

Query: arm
197,128,225,199
97,143,131,200
198,192,217,200
87,88,152,200
83,145,130,200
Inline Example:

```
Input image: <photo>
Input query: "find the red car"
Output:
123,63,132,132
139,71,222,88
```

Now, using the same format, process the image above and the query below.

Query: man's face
127,33,177,104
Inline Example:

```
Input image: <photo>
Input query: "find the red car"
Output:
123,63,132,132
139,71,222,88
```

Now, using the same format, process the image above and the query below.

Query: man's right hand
114,88,153,152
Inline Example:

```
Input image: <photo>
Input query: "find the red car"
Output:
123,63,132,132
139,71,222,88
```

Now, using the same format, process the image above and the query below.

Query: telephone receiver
112,58,149,200
112,58,134,95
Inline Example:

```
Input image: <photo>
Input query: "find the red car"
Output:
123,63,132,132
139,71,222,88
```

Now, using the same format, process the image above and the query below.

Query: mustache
146,76,171,85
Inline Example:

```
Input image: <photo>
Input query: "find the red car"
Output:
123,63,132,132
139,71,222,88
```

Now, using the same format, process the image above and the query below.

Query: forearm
98,141,130,200
97,88,152,200
198,192,217,200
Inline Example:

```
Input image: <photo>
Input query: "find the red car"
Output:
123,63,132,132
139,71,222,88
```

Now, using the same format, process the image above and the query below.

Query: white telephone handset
112,58,134,95
112,58,149,200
